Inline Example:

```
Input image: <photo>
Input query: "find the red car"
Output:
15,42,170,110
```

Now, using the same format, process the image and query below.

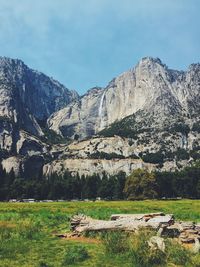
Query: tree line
0,166,126,201
124,162,200,200
1,162,200,201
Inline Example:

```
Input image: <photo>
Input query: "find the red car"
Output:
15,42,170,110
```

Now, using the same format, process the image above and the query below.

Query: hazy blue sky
0,0,199,94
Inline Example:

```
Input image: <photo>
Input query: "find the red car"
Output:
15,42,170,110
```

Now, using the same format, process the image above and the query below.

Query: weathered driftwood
70,213,200,244
110,212,165,221
70,213,174,233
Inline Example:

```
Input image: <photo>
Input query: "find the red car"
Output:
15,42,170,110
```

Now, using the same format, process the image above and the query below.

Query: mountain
0,56,78,150
0,57,79,177
1,56,200,178
47,57,200,139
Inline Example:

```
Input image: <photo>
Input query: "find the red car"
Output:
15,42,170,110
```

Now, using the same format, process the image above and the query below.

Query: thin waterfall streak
98,90,106,117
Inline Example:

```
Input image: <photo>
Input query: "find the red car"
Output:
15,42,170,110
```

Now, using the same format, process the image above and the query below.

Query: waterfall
98,90,106,129
181,133,188,149
21,83,26,103
98,90,106,117
23,83,26,92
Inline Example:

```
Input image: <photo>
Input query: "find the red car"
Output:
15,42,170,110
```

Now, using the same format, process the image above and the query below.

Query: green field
1,200,200,267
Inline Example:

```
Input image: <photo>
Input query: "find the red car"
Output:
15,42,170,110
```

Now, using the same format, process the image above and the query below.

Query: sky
0,0,199,95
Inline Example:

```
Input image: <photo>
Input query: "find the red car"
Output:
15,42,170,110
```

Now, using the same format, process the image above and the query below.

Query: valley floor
1,200,200,267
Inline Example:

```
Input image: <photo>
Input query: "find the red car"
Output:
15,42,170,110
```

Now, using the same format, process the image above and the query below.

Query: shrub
89,151,125,160
175,148,189,160
62,245,89,265
170,122,190,135
192,122,200,133
130,153,140,159
141,151,164,164
190,150,200,160
38,262,52,267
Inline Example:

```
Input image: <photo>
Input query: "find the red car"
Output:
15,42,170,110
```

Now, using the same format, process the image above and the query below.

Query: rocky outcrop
1,130,49,178
43,158,156,177
2,154,45,179
16,131,48,156
2,156,21,176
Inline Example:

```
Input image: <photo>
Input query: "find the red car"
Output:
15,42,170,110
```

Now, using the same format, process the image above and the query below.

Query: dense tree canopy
0,167,126,201
124,169,158,200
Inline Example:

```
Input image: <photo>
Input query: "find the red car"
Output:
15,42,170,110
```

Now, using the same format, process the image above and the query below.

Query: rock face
43,158,156,177
1,130,49,178
0,57,78,165
1,56,200,178
48,57,200,139
0,57,78,138
41,133,197,176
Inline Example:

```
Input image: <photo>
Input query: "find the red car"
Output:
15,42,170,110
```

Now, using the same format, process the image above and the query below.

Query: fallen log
70,213,200,244
110,212,165,221
70,213,173,233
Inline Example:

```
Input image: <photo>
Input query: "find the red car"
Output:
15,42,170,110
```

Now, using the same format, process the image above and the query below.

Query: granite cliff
48,57,200,139
1,56,200,177
0,57,78,177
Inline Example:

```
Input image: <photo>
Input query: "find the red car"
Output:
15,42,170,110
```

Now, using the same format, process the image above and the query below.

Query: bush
89,151,125,160
175,148,189,160
192,122,200,133
140,151,164,164
170,123,190,135
190,150,200,160
38,262,52,267
130,153,140,159
62,245,89,265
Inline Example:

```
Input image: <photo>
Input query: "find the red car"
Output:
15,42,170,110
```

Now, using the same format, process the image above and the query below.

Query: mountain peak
0,56,25,67
139,56,163,65
188,63,200,72
135,57,167,72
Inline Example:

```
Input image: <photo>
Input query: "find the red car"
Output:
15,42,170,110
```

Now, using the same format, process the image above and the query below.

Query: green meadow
1,200,200,267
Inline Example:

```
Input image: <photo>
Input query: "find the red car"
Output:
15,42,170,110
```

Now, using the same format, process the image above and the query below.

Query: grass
0,200,200,266
100,230,196,267
62,244,89,265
